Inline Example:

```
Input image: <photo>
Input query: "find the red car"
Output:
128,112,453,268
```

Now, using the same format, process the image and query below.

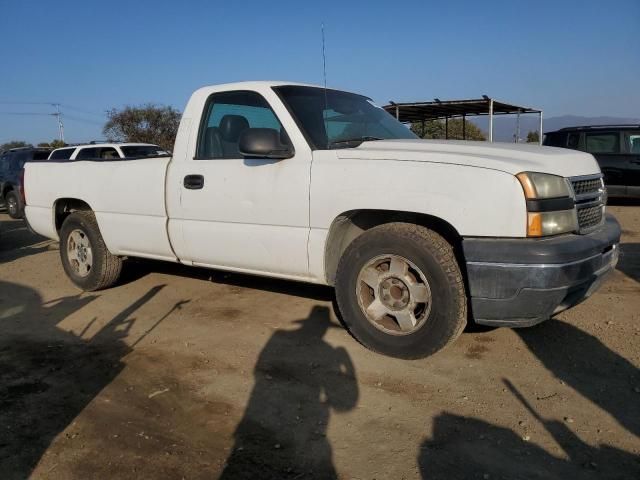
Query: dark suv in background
543,125,640,198
0,147,51,218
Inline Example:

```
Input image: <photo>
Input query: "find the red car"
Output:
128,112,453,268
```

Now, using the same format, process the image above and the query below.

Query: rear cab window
49,148,76,160
584,132,620,154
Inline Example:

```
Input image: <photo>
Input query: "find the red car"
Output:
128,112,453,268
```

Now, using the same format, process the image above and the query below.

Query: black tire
335,223,467,359
59,211,122,291
5,190,22,219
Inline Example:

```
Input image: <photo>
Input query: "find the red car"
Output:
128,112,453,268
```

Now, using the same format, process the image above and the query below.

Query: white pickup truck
24,81,620,358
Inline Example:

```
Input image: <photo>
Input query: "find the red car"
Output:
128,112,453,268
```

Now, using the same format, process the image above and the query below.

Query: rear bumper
462,214,621,327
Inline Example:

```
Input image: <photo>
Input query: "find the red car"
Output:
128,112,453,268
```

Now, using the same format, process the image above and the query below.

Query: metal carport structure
383,96,543,145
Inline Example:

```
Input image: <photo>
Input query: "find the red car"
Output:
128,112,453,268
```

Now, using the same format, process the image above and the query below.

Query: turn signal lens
527,210,578,237
527,213,543,237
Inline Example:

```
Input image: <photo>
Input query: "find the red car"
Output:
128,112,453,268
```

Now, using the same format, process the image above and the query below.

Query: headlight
516,172,571,199
517,172,577,237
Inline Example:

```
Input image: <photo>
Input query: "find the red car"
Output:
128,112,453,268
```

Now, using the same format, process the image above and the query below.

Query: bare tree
103,104,181,151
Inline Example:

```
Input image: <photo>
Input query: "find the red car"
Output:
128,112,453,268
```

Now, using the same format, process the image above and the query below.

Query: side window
584,132,620,154
543,132,566,147
0,154,8,175
567,133,581,150
50,148,76,160
99,147,120,159
624,132,640,154
14,151,28,170
76,147,100,160
197,90,287,159
32,150,51,161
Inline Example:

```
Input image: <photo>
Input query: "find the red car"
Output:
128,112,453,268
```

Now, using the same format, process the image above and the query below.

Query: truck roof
191,81,362,99
547,124,640,134
197,80,323,90
51,142,159,152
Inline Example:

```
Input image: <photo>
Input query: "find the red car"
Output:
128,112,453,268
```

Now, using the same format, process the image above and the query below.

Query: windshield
120,145,169,158
274,85,417,149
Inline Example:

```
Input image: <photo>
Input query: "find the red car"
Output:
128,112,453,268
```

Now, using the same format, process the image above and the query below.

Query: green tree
103,104,181,151
37,140,65,148
526,131,540,143
411,119,486,141
1,140,32,151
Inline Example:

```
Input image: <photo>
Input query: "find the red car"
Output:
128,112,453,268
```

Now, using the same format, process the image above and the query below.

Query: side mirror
238,128,294,159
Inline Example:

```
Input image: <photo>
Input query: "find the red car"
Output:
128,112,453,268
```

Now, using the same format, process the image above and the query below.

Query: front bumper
463,214,621,327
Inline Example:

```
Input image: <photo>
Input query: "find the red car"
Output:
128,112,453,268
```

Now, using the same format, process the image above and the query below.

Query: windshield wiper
327,136,383,149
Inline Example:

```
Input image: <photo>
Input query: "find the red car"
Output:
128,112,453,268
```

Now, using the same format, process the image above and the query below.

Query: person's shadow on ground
0,281,179,480
219,306,359,480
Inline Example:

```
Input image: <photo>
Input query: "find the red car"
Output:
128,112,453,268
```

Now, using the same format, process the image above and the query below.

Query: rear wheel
5,191,22,219
59,211,122,291
335,223,467,359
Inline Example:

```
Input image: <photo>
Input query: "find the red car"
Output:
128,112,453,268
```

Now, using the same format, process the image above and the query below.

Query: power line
0,111,58,115
0,101,107,142
64,114,104,126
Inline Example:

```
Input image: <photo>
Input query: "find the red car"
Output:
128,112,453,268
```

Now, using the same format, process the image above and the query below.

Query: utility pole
52,103,65,142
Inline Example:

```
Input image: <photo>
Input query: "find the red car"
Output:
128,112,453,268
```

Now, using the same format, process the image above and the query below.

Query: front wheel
5,191,22,219
59,211,123,291
335,223,467,359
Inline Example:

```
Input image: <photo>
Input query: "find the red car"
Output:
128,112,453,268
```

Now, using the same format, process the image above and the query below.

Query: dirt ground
0,204,638,480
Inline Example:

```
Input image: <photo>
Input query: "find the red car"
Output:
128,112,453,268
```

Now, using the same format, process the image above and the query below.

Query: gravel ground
0,204,638,480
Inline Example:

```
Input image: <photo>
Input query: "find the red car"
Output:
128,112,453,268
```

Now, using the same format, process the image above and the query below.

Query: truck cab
24,82,621,358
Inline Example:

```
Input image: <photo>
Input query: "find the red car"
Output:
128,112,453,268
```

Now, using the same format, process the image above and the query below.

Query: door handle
184,174,204,189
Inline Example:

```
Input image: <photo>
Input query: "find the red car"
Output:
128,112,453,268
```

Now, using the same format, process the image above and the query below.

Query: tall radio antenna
321,22,328,89
321,23,329,144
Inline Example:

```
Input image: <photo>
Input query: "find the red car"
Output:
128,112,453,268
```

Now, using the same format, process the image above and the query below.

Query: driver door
166,90,312,279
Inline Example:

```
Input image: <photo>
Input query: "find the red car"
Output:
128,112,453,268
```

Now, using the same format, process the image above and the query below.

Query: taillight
19,169,26,204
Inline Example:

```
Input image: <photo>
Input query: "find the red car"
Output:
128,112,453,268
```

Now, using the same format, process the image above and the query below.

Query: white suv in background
48,143,169,161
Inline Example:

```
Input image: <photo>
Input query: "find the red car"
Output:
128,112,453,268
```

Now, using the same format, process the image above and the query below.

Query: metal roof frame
383,96,543,144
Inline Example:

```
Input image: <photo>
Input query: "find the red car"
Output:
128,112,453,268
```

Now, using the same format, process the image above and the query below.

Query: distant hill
470,115,640,142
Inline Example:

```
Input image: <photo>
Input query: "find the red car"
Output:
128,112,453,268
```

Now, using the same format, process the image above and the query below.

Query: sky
0,0,638,144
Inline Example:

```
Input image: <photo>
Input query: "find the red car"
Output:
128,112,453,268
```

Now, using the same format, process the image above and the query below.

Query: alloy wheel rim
8,197,17,215
356,254,432,335
66,229,93,277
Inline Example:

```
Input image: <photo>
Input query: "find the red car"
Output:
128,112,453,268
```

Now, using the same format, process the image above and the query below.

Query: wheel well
2,185,14,199
54,198,93,232
324,209,463,285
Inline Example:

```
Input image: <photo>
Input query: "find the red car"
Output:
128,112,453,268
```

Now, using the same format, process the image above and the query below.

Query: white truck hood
336,139,600,178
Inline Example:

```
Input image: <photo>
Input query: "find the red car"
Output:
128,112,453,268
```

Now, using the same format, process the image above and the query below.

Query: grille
571,178,602,196
577,205,603,230
570,175,605,232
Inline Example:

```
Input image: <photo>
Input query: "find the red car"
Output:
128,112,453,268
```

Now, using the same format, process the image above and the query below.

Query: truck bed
25,157,177,262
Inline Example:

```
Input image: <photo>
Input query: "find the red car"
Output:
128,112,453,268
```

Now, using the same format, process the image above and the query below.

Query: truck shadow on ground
119,258,335,303
0,281,180,480
617,243,640,283
418,319,640,479
220,306,359,479
419,404,639,480
0,218,52,263
517,320,640,439
607,198,640,207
